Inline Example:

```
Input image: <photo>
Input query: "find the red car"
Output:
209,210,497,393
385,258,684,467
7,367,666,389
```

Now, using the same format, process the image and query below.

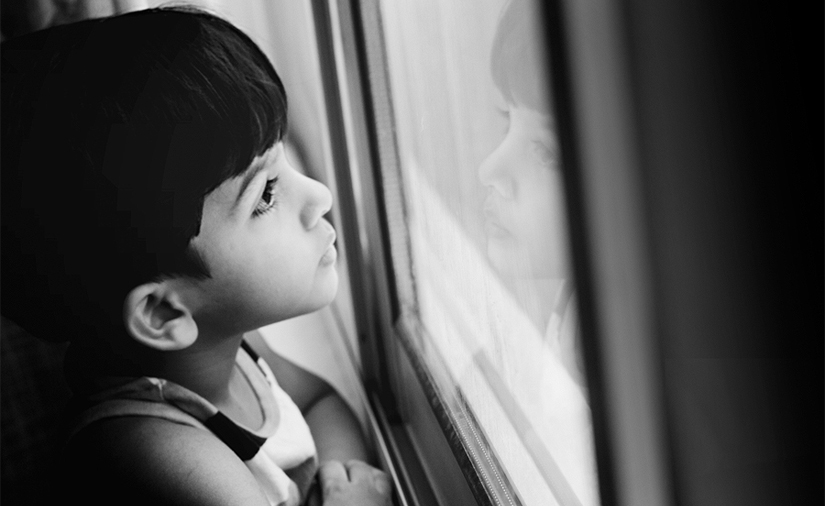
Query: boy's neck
143,332,245,407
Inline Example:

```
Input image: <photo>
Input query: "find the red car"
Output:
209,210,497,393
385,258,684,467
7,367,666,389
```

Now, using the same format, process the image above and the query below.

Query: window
314,0,823,505
319,1,602,504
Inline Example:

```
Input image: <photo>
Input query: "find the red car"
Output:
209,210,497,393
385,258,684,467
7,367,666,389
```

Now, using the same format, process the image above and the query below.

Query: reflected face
186,142,338,337
478,105,570,279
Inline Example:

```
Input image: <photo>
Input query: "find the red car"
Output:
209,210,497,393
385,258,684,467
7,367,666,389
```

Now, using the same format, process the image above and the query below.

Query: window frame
309,1,458,504
309,0,672,505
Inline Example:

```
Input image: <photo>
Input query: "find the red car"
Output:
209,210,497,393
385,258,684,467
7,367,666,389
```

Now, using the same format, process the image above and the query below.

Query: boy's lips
320,244,337,266
485,220,511,239
320,221,337,265
483,200,511,238
323,221,337,248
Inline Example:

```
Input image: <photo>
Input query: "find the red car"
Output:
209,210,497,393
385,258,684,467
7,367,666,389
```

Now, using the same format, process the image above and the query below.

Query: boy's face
184,142,338,337
478,104,571,279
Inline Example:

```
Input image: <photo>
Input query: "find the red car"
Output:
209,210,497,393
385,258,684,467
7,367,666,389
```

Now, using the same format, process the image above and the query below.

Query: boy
478,0,583,385
1,7,390,506
478,1,597,503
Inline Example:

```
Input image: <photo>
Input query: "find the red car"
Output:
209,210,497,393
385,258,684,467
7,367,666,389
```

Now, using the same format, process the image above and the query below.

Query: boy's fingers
344,460,374,481
319,460,348,491
345,460,392,495
374,470,392,495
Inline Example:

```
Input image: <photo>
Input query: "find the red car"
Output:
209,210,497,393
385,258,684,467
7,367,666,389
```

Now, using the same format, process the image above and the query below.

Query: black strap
203,411,267,461
241,339,261,363
202,340,268,461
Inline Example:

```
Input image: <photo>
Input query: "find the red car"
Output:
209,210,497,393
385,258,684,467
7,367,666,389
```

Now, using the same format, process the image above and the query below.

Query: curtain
2,0,148,39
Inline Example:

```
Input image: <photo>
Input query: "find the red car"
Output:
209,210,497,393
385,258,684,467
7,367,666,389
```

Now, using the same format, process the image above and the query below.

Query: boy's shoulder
62,416,270,505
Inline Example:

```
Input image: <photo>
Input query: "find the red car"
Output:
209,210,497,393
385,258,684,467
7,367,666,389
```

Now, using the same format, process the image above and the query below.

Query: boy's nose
301,178,333,229
478,148,515,199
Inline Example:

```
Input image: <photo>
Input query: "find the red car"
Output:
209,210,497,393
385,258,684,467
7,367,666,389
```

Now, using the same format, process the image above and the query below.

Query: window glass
378,0,600,504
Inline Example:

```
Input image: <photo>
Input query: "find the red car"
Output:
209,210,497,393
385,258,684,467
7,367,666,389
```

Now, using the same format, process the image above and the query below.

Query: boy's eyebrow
232,157,269,213
232,147,280,213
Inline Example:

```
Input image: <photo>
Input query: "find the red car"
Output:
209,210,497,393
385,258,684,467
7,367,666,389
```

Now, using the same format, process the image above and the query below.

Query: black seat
1,316,71,505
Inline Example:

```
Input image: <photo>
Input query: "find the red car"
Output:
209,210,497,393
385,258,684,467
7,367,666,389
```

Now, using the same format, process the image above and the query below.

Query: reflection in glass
378,0,600,504
479,0,582,385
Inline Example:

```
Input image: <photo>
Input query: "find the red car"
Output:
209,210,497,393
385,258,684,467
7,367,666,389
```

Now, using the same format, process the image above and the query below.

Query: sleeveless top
65,342,318,506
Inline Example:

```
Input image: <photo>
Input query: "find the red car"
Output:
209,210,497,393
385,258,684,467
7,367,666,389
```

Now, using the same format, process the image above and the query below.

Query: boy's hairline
503,94,554,121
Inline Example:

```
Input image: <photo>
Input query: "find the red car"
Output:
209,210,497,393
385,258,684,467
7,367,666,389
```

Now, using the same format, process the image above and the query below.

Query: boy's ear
124,282,198,351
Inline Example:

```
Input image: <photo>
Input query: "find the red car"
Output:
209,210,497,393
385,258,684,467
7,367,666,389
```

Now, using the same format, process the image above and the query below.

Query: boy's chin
254,272,340,327
486,242,564,280
306,271,340,313
320,276,340,307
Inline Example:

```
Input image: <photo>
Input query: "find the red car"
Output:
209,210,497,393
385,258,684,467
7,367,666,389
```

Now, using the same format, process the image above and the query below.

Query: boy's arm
245,330,370,464
62,416,271,505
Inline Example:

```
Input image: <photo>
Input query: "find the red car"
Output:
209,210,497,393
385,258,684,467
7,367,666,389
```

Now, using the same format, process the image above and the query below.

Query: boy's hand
318,460,392,506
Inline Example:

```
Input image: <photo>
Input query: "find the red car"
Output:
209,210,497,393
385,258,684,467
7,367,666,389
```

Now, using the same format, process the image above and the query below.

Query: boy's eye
533,140,557,168
253,177,280,216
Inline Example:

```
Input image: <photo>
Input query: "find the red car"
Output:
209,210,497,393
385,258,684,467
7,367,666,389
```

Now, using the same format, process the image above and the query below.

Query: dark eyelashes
253,176,280,217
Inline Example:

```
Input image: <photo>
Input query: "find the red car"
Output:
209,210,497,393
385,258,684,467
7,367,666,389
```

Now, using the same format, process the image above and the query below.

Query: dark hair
1,7,287,348
490,0,552,113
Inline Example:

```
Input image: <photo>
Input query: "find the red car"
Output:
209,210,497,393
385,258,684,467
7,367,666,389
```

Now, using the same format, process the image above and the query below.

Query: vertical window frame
310,0,468,504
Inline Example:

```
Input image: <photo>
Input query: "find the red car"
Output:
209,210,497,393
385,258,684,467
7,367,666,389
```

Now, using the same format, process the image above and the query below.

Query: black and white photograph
1,1,821,505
